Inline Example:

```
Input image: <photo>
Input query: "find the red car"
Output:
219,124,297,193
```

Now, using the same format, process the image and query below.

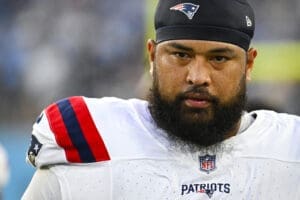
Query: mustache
177,86,218,103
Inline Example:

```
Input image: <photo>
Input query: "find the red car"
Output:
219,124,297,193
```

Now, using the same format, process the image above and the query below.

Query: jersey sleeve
21,168,62,200
22,163,112,200
26,96,110,168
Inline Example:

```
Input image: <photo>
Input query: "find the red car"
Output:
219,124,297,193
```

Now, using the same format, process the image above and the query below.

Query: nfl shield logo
199,154,216,174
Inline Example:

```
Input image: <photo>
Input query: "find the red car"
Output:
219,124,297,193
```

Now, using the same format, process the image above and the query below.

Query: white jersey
22,96,300,200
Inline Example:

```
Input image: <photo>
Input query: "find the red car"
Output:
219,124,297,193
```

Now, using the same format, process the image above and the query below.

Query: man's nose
186,58,212,86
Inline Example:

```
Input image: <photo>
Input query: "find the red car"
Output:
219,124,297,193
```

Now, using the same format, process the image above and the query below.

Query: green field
251,42,300,81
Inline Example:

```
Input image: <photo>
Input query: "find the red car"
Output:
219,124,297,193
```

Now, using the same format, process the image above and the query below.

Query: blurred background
0,0,299,199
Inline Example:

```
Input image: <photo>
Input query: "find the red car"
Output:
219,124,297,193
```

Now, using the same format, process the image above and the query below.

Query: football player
22,0,300,199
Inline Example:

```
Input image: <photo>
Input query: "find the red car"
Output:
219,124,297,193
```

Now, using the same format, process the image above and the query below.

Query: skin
147,39,257,139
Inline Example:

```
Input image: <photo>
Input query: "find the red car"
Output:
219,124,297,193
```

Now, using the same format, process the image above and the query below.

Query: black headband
155,0,255,51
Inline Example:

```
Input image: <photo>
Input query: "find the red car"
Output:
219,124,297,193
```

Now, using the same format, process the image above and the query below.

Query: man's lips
183,93,213,109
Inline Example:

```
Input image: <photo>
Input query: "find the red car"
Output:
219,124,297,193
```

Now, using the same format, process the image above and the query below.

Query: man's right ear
147,39,156,76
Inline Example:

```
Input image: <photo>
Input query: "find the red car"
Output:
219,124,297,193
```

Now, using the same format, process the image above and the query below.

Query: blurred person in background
22,0,300,199
0,144,9,200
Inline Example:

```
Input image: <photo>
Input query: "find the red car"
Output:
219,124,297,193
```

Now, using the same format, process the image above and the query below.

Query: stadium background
0,0,299,199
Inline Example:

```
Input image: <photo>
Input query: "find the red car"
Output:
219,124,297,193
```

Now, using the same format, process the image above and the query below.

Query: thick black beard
148,76,246,149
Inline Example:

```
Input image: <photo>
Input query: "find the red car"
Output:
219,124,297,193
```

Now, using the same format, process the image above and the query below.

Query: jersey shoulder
27,96,110,167
245,110,300,161
27,96,163,168
252,110,300,134
47,96,111,163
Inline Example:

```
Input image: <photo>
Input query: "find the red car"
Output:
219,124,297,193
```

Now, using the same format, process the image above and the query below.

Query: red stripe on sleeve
69,96,110,161
46,103,82,162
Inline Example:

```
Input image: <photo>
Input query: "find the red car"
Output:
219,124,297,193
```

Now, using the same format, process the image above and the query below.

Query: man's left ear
246,48,258,81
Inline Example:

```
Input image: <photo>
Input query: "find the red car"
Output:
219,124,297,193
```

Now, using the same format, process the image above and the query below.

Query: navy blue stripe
57,98,96,162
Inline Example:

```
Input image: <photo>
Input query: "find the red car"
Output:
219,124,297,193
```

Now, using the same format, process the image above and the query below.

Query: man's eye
211,56,228,63
174,52,190,59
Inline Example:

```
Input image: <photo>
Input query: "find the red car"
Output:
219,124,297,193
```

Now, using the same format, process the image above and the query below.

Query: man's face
147,39,256,148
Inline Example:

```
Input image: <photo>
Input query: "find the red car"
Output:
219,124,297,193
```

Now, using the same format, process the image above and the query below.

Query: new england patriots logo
205,189,215,198
199,189,215,199
170,3,200,20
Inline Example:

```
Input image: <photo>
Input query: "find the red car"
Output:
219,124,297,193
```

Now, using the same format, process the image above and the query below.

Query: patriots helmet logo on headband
170,3,200,20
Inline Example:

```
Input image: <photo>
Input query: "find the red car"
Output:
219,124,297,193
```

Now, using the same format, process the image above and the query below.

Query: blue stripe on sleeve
56,98,96,162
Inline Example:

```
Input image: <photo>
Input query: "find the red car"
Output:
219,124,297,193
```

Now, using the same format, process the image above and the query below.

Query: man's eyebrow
207,47,236,55
166,42,194,52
